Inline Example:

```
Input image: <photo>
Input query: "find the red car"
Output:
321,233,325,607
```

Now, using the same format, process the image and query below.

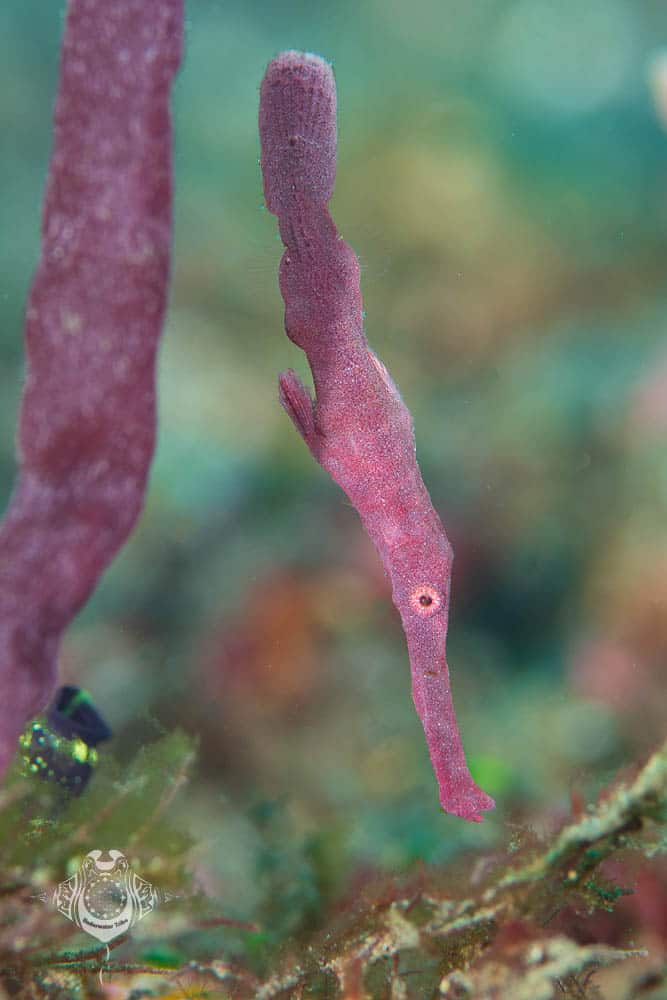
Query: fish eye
409,584,441,616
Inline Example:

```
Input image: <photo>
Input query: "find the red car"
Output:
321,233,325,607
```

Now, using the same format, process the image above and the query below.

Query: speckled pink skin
260,52,494,821
0,0,182,778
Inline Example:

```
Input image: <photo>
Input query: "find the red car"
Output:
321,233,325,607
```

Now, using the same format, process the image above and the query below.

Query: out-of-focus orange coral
569,638,652,713
202,566,373,714
626,353,667,437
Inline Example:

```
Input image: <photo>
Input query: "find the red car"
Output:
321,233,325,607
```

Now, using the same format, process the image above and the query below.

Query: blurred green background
0,0,666,961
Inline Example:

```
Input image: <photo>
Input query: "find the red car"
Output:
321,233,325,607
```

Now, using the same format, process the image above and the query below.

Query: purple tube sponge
0,0,183,778
259,51,494,822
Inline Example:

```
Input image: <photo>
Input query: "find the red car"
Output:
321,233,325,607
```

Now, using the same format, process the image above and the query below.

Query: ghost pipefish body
259,51,494,822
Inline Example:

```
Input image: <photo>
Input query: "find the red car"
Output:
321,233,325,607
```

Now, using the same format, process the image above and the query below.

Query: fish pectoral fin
278,369,317,453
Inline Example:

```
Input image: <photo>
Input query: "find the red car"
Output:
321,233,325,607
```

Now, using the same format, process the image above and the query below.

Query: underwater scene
0,1,665,997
